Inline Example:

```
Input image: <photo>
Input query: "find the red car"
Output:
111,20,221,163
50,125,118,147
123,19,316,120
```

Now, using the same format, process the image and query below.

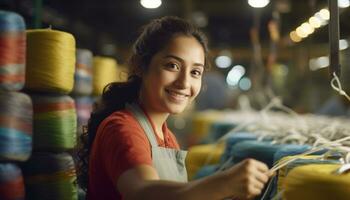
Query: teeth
167,90,188,98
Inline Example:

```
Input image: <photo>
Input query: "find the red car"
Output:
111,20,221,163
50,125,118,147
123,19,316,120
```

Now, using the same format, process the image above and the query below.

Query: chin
164,103,187,114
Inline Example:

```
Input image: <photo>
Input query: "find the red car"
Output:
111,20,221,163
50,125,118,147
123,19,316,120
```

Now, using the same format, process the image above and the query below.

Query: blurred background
3,0,350,111
2,1,350,200
3,0,350,144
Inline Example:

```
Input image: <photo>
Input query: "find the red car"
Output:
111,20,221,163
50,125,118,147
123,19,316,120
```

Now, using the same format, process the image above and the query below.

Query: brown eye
166,63,180,70
191,69,202,77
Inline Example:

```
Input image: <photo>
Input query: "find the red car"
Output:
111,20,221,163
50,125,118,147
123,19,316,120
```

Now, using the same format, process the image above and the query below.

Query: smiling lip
165,89,190,103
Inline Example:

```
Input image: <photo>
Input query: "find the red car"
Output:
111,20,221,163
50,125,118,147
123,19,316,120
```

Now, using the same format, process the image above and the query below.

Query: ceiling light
339,39,349,50
248,0,270,8
309,16,321,28
301,22,314,34
296,27,308,38
140,0,162,9
290,31,302,42
319,9,330,20
238,77,252,91
338,0,350,8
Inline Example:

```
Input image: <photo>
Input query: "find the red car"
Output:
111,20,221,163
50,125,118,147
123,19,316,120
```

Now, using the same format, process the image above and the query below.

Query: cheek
192,80,202,98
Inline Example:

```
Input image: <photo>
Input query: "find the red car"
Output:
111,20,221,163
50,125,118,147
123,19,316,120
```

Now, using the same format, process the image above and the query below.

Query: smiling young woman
78,16,272,200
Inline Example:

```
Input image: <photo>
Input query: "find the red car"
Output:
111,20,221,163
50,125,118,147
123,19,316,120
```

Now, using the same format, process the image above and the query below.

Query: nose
174,70,190,89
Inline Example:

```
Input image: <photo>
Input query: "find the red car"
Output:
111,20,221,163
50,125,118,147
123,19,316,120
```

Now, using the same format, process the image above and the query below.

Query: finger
254,170,269,184
248,185,262,198
253,161,269,173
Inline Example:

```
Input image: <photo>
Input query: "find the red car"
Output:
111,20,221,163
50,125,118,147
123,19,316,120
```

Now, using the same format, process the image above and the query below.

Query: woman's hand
223,159,271,200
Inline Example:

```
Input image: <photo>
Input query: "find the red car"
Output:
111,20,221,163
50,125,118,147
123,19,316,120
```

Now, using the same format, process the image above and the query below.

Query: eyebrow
163,55,204,68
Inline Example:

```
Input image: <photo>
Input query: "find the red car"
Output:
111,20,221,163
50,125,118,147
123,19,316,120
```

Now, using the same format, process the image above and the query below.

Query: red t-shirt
87,108,180,200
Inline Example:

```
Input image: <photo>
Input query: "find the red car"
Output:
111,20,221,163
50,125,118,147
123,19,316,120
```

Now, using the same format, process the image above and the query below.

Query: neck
143,106,169,139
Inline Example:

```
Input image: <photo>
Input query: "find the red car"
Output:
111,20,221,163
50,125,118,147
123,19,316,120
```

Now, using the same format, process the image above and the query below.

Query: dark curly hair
77,16,210,192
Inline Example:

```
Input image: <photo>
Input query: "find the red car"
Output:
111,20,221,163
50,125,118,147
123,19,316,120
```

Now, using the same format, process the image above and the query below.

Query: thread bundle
31,95,77,152
0,163,25,200
72,49,93,96
21,152,78,200
0,10,26,91
25,29,75,94
92,56,118,96
284,164,350,200
0,92,32,161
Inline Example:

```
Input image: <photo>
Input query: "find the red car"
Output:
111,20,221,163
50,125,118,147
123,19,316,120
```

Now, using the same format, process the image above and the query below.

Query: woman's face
140,35,205,114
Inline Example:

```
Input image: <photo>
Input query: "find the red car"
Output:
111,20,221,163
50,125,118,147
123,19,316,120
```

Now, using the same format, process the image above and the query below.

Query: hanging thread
0,163,25,200
0,91,32,161
31,95,77,152
25,29,75,94
0,10,26,91
21,152,78,200
331,72,350,102
92,56,118,96
71,49,93,96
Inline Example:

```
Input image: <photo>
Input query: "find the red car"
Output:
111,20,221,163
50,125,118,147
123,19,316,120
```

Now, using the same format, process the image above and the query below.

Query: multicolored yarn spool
284,164,350,200
0,91,32,161
74,96,93,134
21,152,78,200
25,29,75,94
92,56,118,96
31,95,77,152
0,163,25,200
0,10,26,91
71,49,93,96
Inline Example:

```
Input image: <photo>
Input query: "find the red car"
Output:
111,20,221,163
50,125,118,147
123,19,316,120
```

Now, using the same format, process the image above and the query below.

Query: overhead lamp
226,65,246,86
140,0,162,9
309,16,321,28
339,39,349,50
248,0,270,8
238,77,252,91
338,0,350,8
296,27,308,38
290,31,302,42
301,22,314,34
319,9,330,20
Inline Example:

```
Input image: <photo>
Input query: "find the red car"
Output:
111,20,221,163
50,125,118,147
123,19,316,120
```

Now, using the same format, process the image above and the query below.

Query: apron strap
126,103,158,147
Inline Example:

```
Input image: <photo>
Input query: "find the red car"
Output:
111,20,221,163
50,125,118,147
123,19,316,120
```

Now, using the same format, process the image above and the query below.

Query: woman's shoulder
97,108,144,136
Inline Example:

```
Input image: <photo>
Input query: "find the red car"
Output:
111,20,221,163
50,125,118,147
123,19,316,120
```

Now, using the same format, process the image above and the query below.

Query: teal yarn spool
273,144,328,164
230,141,284,168
203,121,237,143
31,95,77,152
0,10,26,91
0,91,32,161
21,152,78,200
0,163,25,200
284,156,341,176
71,49,93,96
220,132,258,165
193,164,219,179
